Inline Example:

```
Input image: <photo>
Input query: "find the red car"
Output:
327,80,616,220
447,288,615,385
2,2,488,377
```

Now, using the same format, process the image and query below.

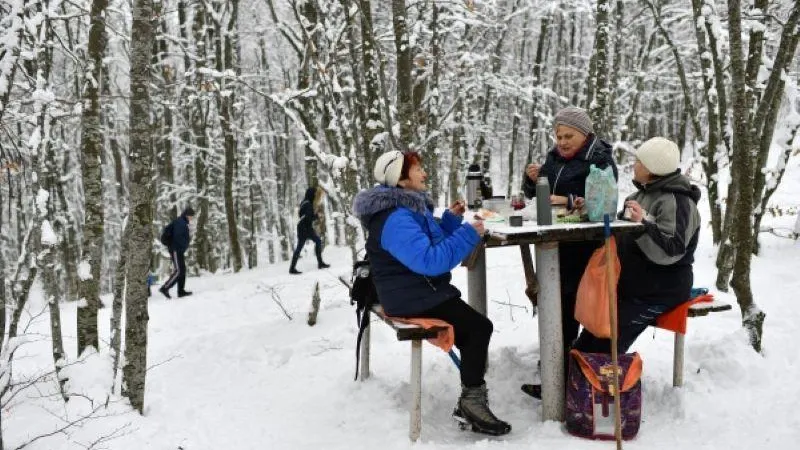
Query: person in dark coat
520,106,618,398
352,150,511,436
159,207,195,299
289,187,330,274
573,137,701,353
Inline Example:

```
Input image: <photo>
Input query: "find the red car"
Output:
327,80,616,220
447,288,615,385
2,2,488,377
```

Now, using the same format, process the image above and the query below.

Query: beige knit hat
636,137,680,176
553,106,594,136
373,150,405,186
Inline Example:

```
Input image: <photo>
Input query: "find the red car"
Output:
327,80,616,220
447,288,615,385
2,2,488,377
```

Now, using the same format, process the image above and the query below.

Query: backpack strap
354,305,371,381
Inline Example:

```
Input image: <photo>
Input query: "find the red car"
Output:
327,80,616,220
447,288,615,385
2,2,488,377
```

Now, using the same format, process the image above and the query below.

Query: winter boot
289,267,302,275
178,290,193,298
452,384,511,436
318,262,330,269
159,286,171,299
520,384,541,399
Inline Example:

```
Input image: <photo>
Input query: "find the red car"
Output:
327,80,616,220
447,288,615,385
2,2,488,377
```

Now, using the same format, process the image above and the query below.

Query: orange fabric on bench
391,317,455,353
654,294,714,334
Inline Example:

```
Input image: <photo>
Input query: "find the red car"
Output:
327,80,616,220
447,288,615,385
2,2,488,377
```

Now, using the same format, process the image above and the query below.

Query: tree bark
77,0,109,355
691,0,723,244
725,0,765,352
392,0,415,147
122,0,155,413
589,0,610,136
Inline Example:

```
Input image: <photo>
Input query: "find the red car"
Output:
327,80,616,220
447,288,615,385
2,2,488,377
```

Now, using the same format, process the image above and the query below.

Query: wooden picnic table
466,219,643,422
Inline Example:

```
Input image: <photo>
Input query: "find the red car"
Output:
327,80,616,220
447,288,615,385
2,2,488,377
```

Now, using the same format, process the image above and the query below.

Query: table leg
467,244,487,316
535,241,565,422
519,244,539,309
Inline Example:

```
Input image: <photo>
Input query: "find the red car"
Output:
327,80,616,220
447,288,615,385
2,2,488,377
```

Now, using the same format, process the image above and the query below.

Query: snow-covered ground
5,160,800,449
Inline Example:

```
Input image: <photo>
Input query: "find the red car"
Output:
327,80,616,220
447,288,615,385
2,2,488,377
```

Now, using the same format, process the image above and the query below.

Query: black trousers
163,250,186,293
405,297,493,388
572,297,682,354
290,230,324,269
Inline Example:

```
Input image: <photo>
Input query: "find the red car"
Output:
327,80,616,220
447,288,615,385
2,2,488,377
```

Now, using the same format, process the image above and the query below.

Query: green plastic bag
585,165,617,222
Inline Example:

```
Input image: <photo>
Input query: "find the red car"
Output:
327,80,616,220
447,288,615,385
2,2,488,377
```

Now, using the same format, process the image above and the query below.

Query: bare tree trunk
358,0,383,176
423,0,442,202
691,0,723,244
190,4,214,273
750,6,800,254
589,0,610,135
110,220,128,393
218,0,244,272
526,13,550,165
122,0,155,413
725,0,764,352
392,0,415,147
77,0,109,355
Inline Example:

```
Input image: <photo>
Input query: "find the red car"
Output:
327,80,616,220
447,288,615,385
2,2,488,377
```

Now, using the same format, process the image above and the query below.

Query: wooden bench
359,305,449,442
668,299,732,387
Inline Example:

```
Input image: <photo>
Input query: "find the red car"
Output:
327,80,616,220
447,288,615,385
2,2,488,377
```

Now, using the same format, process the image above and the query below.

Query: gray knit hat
553,106,593,136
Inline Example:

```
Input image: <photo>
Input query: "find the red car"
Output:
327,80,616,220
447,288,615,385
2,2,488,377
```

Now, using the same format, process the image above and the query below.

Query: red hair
399,151,422,182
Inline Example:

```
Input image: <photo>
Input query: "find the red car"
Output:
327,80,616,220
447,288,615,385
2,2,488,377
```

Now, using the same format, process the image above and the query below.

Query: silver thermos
536,176,552,225
466,164,484,210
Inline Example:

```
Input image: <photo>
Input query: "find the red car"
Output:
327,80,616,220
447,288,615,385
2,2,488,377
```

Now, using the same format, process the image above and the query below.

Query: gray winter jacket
617,170,701,304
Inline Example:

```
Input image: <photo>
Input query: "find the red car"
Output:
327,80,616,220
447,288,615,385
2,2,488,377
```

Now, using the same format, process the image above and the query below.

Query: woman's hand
471,219,486,236
525,163,540,182
549,195,568,205
573,196,585,210
449,199,466,216
624,200,646,222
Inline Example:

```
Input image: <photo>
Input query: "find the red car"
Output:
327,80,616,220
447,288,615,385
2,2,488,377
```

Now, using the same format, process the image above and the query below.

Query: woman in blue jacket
353,150,510,436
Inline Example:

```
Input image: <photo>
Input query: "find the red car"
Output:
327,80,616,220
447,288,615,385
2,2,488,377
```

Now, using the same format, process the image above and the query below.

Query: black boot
159,286,171,299
178,290,193,298
521,384,541,399
318,262,330,269
289,267,302,275
453,384,511,436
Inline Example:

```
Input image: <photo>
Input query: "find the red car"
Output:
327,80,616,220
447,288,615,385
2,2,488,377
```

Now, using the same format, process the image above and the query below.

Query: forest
0,0,798,447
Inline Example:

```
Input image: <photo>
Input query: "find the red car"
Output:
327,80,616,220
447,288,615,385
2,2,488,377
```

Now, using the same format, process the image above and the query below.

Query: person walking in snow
573,137,701,353
289,187,330,274
352,150,511,436
160,207,195,299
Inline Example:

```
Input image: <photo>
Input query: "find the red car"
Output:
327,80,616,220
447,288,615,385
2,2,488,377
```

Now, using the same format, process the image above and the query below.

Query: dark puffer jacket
522,135,618,199
616,170,701,305
297,187,318,238
352,186,480,316
167,214,192,253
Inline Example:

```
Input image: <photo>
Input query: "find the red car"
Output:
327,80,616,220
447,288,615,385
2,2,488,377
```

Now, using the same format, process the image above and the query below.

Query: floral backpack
566,350,643,440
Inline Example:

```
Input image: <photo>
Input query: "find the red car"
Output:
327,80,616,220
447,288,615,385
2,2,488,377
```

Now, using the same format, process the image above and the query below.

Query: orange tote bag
574,236,621,338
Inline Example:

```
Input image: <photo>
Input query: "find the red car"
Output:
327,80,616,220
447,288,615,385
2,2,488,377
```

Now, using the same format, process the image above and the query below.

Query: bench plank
688,299,732,317
371,305,446,341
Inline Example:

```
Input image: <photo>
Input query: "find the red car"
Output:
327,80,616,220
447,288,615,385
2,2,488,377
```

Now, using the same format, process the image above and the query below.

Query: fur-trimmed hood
352,185,434,221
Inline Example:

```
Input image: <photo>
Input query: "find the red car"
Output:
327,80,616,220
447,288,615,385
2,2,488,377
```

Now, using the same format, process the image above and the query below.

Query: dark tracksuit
163,215,191,293
522,135,618,355
352,185,490,387
573,171,701,353
290,188,326,270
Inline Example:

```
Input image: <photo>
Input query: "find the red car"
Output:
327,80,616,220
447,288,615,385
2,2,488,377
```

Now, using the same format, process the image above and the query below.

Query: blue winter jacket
352,186,480,316
167,215,191,254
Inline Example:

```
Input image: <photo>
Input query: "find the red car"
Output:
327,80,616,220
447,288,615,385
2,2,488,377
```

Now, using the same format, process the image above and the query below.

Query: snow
40,219,57,246
4,168,800,449
77,260,92,280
